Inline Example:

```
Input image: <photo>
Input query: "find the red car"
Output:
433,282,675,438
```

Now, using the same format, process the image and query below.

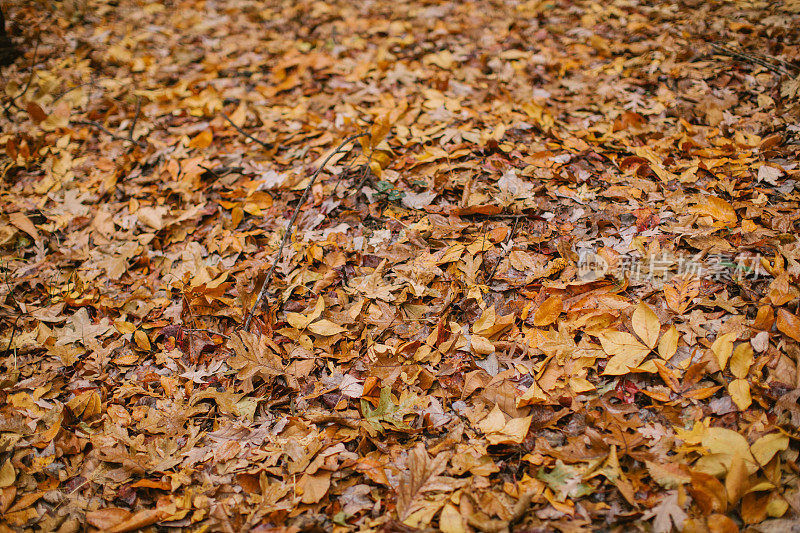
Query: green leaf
375,180,393,192
360,386,417,435
537,460,594,501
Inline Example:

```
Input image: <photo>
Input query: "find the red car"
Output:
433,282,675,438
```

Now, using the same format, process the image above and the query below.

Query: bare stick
222,112,273,150
2,37,40,116
242,132,367,331
710,43,790,75
72,119,146,147
129,96,141,142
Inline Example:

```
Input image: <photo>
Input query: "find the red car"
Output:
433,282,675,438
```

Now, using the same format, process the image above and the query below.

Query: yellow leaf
766,494,788,518
517,380,549,407
728,379,751,410
533,296,563,327
599,331,650,375
472,305,496,335
188,129,213,149
634,359,659,373
645,460,690,489
228,102,248,127
307,319,346,336
286,298,324,330
697,196,737,224
114,320,136,335
486,416,532,445
470,334,495,355
568,376,595,393
40,101,71,131
478,404,506,434
657,325,679,360
750,433,789,467
700,427,757,475
729,343,753,379
0,459,15,488
67,390,102,420
632,302,660,349
134,330,151,351
369,113,392,149
741,219,757,232
710,332,737,371
725,453,749,505
473,306,514,337
439,503,466,533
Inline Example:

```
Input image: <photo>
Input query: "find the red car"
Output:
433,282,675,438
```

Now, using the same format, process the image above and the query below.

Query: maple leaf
599,331,650,375
361,386,419,435
781,74,800,100
537,461,594,502
55,308,114,346
641,491,688,533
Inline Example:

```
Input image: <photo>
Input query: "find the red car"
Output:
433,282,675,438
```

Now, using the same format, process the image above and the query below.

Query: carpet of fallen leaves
2,0,800,531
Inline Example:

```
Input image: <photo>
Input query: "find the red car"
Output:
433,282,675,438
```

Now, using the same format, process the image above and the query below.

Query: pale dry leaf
632,302,660,349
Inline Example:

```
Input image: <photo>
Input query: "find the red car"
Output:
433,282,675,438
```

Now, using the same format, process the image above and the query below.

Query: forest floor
1,0,800,532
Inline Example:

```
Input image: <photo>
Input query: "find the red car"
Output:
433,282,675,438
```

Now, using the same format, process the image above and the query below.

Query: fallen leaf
599,331,650,375
776,308,800,342
632,302,660,349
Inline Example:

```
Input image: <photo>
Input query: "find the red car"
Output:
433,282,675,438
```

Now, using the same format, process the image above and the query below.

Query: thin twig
222,112,273,150
129,96,141,142
2,37,40,117
72,119,146,147
1,313,22,362
52,81,95,103
242,132,367,331
710,43,790,75
184,327,230,340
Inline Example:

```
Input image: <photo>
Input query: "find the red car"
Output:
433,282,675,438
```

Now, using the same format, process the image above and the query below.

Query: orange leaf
688,471,727,515
533,296,563,327
664,276,699,314
188,129,213,149
777,308,800,342
86,508,132,530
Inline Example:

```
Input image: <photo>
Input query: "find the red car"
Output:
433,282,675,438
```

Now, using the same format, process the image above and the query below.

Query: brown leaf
26,101,47,123
9,212,41,244
706,513,738,533
86,508,133,530
396,443,450,521
106,509,166,533
297,470,332,504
